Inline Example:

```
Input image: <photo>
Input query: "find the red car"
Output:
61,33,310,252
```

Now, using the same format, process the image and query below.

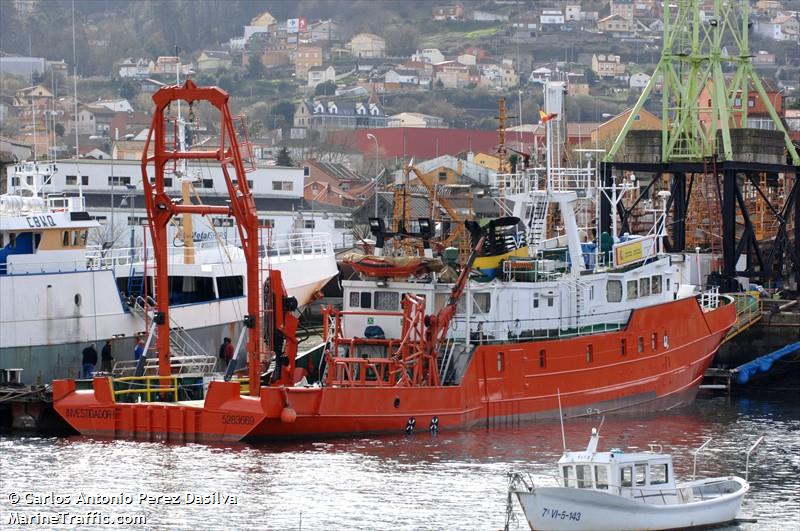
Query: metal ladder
564,276,591,330
130,296,210,359
526,191,549,251
126,265,146,297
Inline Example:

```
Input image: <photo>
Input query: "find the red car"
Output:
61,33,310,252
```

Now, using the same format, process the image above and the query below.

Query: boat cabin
558,429,676,501
0,194,96,275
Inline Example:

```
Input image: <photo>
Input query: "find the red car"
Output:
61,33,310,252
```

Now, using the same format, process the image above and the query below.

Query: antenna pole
71,0,82,199
557,387,566,453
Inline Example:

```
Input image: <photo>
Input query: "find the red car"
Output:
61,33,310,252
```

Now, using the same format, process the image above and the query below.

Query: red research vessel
53,82,736,443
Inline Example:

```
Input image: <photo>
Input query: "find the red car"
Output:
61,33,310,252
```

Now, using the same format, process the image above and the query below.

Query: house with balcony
598,14,635,36
591,54,627,79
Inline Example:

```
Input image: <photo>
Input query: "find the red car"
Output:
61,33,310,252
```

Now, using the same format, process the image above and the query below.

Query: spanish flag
539,109,558,123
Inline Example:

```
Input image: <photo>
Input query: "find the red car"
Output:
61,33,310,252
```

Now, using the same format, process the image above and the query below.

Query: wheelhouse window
360,292,372,309
216,275,243,299
651,275,663,294
650,463,668,485
349,291,361,308
576,465,592,488
457,292,491,314
595,465,609,489
374,291,400,311
62,231,69,246
562,465,575,487
607,280,622,302
627,280,638,299
639,277,651,297
635,464,647,486
621,466,633,487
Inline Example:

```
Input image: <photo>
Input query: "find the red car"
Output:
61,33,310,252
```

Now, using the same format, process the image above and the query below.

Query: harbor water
1,394,797,530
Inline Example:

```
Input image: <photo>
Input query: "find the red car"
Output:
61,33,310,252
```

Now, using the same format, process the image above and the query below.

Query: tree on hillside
314,81,337,96
270,101,296,128
384,25,420,57
247,119,263,139
54,123,65,137
246,55,266,79
276,146,294,166
118,79,140,100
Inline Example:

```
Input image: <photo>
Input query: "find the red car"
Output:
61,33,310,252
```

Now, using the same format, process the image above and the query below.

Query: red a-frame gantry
140,80,263,395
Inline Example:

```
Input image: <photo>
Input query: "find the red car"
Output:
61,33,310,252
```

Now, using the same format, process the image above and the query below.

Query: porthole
74,293,82,306
663,334,669,349
393,397,400,408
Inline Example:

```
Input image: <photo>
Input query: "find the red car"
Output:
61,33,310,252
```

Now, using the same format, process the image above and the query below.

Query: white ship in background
0,162,338,385
6,158,357,251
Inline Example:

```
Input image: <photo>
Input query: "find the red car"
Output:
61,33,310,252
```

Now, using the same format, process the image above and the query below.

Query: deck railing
699,286,721,311
509,472,740,505
449,308,632,343
112,375,180,402
494,166,597,195
113,354,217,377
1,233,334,275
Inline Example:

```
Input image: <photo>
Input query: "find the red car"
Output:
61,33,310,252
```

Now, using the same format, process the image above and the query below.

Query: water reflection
1,396,797,530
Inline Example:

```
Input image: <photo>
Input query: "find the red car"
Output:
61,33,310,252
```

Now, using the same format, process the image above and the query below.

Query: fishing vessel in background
52,81,735,443
0,161,337,385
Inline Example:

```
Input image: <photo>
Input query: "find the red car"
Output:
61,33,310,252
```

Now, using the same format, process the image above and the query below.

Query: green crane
605,0,799,166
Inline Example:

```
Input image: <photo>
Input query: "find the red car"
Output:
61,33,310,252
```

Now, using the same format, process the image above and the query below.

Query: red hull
53,297,736,442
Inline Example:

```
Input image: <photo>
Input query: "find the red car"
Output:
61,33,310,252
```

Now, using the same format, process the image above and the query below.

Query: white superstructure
6,159,356,250
0,163,338,384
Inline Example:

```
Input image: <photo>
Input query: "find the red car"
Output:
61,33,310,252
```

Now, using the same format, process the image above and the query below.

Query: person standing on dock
101,340,114,373
134,339,145,361
220,337,234,370
81,343,98,378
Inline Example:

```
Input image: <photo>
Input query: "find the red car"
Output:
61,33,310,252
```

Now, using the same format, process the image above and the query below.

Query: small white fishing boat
507,429,758,531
